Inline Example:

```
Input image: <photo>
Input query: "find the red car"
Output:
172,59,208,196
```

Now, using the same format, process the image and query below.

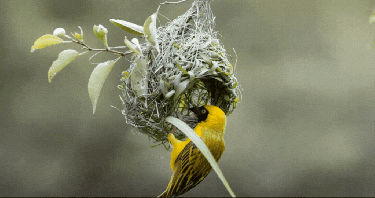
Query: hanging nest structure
120,0,241,146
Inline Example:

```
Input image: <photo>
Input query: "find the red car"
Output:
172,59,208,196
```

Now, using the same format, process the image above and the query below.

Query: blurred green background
1,0,375,196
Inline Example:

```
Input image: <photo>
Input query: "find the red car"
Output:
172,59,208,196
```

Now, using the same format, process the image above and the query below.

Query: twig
160,0,189,5
71,39,132,57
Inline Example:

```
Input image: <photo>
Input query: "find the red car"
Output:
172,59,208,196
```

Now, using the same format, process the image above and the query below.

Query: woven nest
120,0,241,146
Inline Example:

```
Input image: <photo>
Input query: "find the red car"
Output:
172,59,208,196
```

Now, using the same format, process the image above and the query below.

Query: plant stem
161,0,189,5
71,39,132,57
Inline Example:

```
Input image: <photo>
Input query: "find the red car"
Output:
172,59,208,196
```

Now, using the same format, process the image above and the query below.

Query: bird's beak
189,107,200,115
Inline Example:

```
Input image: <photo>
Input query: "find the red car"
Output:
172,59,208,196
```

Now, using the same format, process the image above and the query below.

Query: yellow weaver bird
159,105,227,197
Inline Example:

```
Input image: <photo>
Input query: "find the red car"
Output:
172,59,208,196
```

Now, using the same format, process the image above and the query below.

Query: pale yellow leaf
131,58,149,97
48,49,80,83
53,28,66,37
143,13,160,53
74,26,84,41
124,37,143,55
31,34,63,52
93,24,108,48
131,38,142,53
110,19,144,35
88,58,120,114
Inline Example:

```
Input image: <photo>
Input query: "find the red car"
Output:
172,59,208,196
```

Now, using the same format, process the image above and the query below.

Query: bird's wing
167,141,211,196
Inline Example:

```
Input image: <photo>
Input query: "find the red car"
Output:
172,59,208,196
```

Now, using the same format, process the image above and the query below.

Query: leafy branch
31,16,157,114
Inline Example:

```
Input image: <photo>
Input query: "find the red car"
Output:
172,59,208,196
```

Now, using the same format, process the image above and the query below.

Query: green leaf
31,34,63,52
124,37,143,56
110,19,144,35
165,117,236,198
48,49,80,83
88,58,120,114
199,53,213,66
53,28,66,37
131,58,149,97
93,24,108,48
159,78,170,96
233,97,239,108
74,26,84,42
164,90,175,99
176,62,189,75
143,13,160,53
370,11,375,24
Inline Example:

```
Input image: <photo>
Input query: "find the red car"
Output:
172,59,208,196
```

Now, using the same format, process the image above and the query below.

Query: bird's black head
189,106,209,122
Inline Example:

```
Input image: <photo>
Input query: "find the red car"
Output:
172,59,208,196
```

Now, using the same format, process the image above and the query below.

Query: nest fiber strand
120,0,241,145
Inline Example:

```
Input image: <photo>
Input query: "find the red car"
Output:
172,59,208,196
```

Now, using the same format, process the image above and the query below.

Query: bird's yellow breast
169,136,190,171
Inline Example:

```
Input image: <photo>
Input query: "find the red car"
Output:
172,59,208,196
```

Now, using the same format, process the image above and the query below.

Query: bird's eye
201,109,207,114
